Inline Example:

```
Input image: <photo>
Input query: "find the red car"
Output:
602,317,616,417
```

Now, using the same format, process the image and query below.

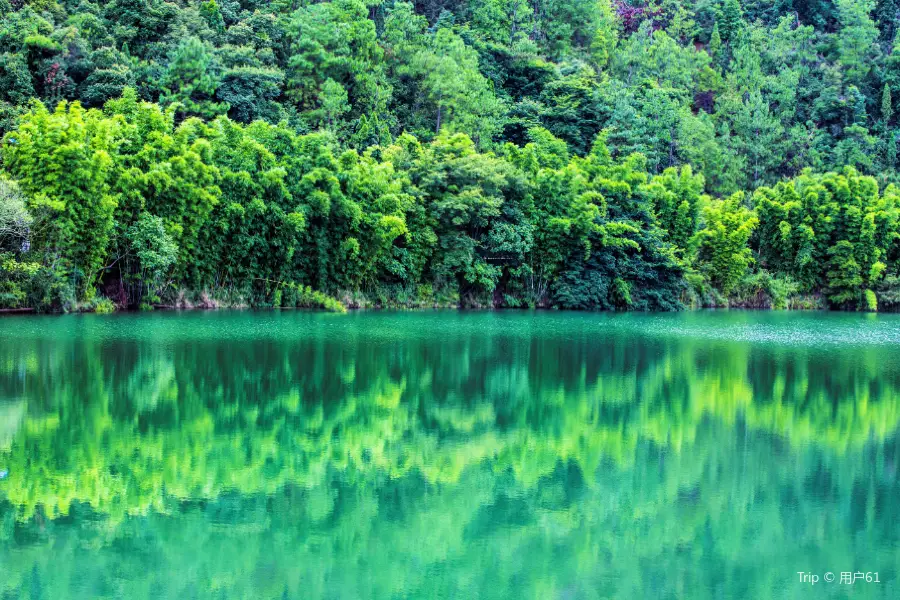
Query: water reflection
0,312,898,599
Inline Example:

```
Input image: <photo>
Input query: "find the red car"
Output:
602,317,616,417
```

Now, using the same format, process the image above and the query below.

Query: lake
0,311,899,599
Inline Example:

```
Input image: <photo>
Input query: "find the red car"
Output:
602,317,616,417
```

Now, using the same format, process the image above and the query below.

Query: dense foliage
3,0,900,310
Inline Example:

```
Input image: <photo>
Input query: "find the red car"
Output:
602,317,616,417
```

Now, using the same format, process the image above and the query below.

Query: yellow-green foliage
2,95,900,312
86,296,117,313
3,101,119,296
289,284,346,313
754,168,900,309
693,192,758,294
0,253,40,309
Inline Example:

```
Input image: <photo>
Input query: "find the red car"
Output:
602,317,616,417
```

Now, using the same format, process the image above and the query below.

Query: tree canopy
2,0,900,310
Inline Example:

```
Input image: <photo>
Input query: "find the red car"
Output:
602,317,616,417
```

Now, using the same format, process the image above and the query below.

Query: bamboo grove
2,0,900,311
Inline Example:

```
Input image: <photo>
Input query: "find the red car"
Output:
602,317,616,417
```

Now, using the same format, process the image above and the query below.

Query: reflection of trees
0,400,24,449
0,314,898,525
1,427,898,600
0,314,898,597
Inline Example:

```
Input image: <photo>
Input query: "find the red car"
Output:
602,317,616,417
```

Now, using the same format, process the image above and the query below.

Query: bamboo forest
2,1,900,599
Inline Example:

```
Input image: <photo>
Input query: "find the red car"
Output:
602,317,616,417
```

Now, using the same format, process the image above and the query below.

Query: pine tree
835,0,879,85
882,84,895,170
719,0,744,42
887,132,897,170
709,22,723,65
849,85,868,125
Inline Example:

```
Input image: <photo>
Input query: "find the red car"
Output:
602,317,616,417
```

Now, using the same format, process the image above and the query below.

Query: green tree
590,0,618,69
413,28,504,146
708,22,723,65
410,132,530,303
318,79,351,133
719,0,745,42
126,212,178,304
286,0,384,126
2,100,120,299
693,192,758,294
882,84,895,169
834,0,879,85
534,136,686,310
160,37,228,120
641,165,705,259
753,168,899,308
104,90,220,290
0,178,32,249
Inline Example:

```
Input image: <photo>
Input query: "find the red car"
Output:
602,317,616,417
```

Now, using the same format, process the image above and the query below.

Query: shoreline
0,304,883,317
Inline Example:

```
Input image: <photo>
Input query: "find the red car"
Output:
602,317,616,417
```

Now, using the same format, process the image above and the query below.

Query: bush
86,296,117,313
0,252,74,311
0,253,39,308
864,289,878,312
280,283,346,313
876,276,900,311
730,271,803,310
684,271,725,308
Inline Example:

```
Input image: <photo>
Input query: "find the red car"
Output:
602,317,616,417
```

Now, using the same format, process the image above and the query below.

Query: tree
126,212,178,304
882,84,895,169
708,22,723,65
0,178,32,249
160,37,228,119
753,168,899,308
216,65,284,123
0,52,35,107
78,48,136,108
410,132,530,303
887,132,898,171
413,28,504,146
318,79,351,133
729,90,784,188
641,165,705,259
2,101,120,299
104,90,220,286
834,0,879,85
286,0,384,125
693,192,758,294
719,0,745,42
538,136,687,310
826,239,865,305
591,0,618,69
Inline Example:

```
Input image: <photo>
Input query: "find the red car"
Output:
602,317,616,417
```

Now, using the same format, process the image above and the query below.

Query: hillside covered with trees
1,0,900,311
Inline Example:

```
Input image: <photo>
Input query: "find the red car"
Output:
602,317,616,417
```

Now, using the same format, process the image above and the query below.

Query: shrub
280,282,346,312
86,296,117,313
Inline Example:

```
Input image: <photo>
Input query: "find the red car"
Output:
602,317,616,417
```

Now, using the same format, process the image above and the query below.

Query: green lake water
0,311,899,599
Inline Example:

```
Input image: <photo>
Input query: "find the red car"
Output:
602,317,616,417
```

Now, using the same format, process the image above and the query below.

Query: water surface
1,311,899,599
